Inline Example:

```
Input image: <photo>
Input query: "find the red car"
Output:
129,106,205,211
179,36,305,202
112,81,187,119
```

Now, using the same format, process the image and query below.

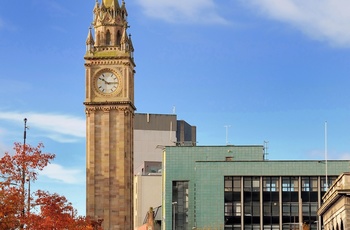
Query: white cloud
0,111,85,143
338,152,350,160
136,0,228,24
32,0,72,17
244,0,350,47
41,163,83,184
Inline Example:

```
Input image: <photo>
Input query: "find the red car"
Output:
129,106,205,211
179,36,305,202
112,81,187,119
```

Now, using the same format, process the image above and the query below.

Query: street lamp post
22,118,28,217
26,176,30,215
172,202,177,230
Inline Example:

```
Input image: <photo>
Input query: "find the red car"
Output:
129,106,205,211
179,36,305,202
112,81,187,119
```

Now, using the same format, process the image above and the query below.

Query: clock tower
84,0,135,229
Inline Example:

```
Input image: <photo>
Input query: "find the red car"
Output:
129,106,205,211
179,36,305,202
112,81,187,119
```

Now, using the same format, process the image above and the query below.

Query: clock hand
100,78,112,84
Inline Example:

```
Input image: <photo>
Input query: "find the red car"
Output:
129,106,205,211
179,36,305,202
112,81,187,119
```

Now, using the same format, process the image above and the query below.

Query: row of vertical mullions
224,176,329,229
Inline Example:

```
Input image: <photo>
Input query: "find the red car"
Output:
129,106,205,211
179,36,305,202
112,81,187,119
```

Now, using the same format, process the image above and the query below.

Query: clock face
96,71,119,94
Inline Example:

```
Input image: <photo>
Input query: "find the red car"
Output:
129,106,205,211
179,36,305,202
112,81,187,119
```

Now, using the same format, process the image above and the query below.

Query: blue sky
1,0,350,215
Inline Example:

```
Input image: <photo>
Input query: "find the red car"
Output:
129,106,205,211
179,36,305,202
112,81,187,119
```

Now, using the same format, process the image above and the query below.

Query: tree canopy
0,142,97,229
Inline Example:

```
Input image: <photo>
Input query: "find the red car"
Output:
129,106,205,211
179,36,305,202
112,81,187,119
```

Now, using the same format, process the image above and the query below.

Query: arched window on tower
116,31,121,46
96,31,101,46
340,220,344,230
106,30,111,45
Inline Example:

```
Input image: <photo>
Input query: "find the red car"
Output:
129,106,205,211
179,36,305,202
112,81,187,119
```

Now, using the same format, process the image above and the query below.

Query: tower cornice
84,57,136,69
84,101,136,111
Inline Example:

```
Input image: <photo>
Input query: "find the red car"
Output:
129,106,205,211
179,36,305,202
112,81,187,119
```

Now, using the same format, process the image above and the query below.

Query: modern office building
162,145,349,230
134,113,196,174
317,172,350,230
134,113,196,229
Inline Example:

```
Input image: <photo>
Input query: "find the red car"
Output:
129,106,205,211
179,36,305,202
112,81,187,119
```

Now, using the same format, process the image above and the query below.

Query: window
106,30,111,45
116,31,121,45
282,177,298,192
226,157,233,161
225,178,233,191
321,176,337,192
172,181,189,230
263,202,279,216
244,177,260,192
225,176,241,192
243,177,260,226
263,177,279,227
302,177,317,192
263,177,279,192
224,177,241,229
282,203,299,225
302,177,318,203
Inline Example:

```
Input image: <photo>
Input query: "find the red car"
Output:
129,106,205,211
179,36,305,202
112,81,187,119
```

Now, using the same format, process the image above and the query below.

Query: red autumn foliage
25,190,92,229
0,142,95,229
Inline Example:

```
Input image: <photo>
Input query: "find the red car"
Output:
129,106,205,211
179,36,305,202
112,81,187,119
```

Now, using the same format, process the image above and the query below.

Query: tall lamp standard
22,118,28,216
172,202,177,230
26,176,30,215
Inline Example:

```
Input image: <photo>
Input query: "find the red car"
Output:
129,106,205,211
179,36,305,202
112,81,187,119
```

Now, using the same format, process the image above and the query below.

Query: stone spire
85,0,133,58
86,27,95,52
103,0,120,9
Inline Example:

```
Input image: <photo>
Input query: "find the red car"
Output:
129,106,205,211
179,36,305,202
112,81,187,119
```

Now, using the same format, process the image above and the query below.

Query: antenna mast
264,141,269,160
224,125,231,145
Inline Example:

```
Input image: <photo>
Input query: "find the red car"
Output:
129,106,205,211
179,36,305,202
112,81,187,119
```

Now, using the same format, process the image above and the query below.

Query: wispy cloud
136,0,228,24
0,17,17,32
41,163,83,184
307,149,350,160
337,152,350,160
243,0,350,47
32,0,73,17
0,111,85,143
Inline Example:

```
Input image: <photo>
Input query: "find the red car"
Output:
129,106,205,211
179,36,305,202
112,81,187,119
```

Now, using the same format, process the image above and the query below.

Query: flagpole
325,121,328,190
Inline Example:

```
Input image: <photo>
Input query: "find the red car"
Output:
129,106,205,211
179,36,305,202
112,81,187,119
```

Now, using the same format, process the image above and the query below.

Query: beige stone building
317,172,350,230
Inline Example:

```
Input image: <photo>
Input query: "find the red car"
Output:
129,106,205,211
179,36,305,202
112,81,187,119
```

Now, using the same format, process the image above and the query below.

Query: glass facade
224,176,337,230
263,177,279,230
172,181,189,230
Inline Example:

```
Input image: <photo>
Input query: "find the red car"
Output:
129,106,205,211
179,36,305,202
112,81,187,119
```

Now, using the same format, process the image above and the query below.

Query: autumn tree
0,183,22,229
25,190,93,230
0,142,94,229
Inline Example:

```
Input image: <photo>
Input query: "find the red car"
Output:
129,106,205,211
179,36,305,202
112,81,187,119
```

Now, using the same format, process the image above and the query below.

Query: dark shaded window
282,176,299,226
302,203,318,225
116,30,121,46
244,177,260,192
263,177,279,192
321,176,337,194
282,177,298,192
263,177,280,228
224,177,241,229
172,181,188,230
243,177,260,226
106,30,111,45
282,202,299,225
